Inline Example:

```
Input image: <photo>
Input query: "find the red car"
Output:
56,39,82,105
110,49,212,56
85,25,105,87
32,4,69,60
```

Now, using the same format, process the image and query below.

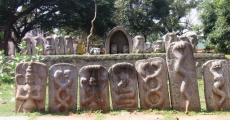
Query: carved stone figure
21,36,35,55
49,63,78,113
79,65,109,111
109,62,138,110
178,35,190,43
123,45,129,53
144,42,153,53
33,36,44,55
111,44,117,54
44,36,55,55
166,41,201,113
105,26,133,54
15,62,48,112
64,36,74,54
135,58,170,110
153,40,165,53
202,60,230,111
164,32,177,51
187,32,198,52
132,35,144,53
55,36,65,55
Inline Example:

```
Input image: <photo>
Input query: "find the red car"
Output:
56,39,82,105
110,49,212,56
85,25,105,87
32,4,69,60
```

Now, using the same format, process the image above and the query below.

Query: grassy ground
1,79,230,118
225,55,230,59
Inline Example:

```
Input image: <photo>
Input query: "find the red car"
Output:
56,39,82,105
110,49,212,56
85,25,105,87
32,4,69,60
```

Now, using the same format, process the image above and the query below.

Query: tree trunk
3,27,11,56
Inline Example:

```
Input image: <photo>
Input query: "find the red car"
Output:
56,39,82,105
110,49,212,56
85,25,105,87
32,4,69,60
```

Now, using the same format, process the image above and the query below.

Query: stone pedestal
166,41,201,112
49,63,78,113
79,65,109,112
202,60,230,111
109,62,138,111
135,57,170,110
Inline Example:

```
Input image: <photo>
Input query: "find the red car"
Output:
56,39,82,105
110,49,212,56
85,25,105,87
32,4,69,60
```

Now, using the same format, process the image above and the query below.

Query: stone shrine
79,65,109,112
44,36,56,55
133,35,144,53
55,36,65,55
49,63,78,113
105,26,133,54
109,62,138,111
166,41,201,113
202,60,230,111
135,57,170,110
15,62,48,112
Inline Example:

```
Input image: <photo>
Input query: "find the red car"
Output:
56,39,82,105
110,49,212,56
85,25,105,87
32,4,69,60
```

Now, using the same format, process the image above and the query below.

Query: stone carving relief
144,42,153,53
133,35,144,53
111,44,117,54
123,45,129,53
166,41,200,113
164,32,177,51
21,37,35,55
109,62,138,110
202,60,230,111
33,36,44,55
135,58,170,110
153,40,165,53
44,36,55,55
55,36,65,55
49,63,78,113
64,36,74,54
187,32,198,52
15,62,48,112
79,65,109,111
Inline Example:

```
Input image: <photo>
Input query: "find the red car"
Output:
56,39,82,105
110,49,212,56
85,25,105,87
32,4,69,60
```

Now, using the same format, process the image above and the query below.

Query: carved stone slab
15,62,48,112
55,36,65,55
164,32,177,51
109,62,138,111
44,36,55,55
79,65,109,112
21,36,35,55
202,59,230,111
33,36,44,55
144,42,153,53
133,35,144,53
166,41,201,112
135,57,170,110
49,63,78,113
64,36,74,54
153,40,165,53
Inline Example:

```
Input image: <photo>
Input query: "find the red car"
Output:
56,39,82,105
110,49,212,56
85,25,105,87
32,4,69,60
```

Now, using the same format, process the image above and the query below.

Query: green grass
225,55,230,59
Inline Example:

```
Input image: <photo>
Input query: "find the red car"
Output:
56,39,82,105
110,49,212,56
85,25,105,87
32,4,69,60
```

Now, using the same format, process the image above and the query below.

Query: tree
199,0,230,53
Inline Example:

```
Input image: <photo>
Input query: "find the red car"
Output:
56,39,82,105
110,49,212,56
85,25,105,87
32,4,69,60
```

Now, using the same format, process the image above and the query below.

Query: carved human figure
135,58,170,110
144,42,153,53
166,41,201,113
55,36,65,55
79,65,109,111
123,45,129,53
132,35,144,53
15,62,48,112
44,36,55,55
202,60,230,111
21,37,35,55
33,36,44,55
64,36,74,54
111,44,117,54
187,33,198,52
49,63,78,113
109,62,138,110
164,32,177,50
153,40,165,53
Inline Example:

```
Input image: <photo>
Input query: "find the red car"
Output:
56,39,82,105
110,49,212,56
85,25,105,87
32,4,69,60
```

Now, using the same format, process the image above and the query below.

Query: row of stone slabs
15,41,229,113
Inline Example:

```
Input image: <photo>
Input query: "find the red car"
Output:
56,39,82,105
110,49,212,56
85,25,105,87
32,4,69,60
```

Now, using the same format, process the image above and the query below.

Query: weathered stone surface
21,36,35,55
109,62,138,111
133,35,144,53
15,62,48,112
111,44,117,54
49,63,78,113
164,32,177,51
64,36,74,54
33,36,44,55
166,41,201,112
79,65,109,111
8,40,15,56
44,36,56,55
105,26,133,54
178,35,190,43
55,36,65,55
153,40,165,53
202,60,230,111
187,32,198,52
144,42,153,53
135,57,170,110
